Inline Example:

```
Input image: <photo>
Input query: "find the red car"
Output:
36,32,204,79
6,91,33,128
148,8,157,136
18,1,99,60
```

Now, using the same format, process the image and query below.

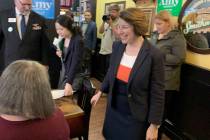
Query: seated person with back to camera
0,60,70,140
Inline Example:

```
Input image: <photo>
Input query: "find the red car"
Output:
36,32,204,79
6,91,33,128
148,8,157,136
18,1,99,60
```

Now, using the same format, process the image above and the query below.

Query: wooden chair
71,76,95,140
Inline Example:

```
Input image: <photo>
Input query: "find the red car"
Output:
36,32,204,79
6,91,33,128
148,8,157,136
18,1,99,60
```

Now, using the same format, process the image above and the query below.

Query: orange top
116,65,132,83
116,53,137,83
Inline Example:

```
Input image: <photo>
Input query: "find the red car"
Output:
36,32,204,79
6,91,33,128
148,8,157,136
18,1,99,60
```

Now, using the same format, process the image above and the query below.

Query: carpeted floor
88,78,106,140
87,78,170,140
89,96,107,140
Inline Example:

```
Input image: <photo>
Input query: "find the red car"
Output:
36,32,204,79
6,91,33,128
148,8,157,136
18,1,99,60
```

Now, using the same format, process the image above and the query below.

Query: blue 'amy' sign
32,0,55,19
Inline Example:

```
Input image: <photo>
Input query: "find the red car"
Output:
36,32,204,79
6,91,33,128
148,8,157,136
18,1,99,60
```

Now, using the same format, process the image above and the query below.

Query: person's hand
107,18,113,25
91,90,102,106
56,50,62,58
64,83,73,96
146,124,159,140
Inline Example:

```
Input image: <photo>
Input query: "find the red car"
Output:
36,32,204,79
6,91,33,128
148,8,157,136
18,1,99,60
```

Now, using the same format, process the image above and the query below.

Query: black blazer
62,35,84,85
101,39,165,125
0,8,50,68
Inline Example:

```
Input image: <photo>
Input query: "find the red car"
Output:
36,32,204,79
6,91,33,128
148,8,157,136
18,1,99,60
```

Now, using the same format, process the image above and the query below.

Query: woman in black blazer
55,15,84,96
91,8,165,140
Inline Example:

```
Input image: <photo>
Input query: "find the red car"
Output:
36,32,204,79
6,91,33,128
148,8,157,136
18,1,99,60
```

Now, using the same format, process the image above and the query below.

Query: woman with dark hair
0,60,70,140
91,8,165,140
55,14,84,96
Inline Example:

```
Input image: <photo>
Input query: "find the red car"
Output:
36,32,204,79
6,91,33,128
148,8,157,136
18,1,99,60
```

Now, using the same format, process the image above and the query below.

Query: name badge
8,18,16,23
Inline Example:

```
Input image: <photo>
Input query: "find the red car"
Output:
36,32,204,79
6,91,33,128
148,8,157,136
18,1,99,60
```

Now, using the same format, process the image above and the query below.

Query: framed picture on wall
139,8,155,36
60,0,73,7
104,1,126,14
135,0,156,8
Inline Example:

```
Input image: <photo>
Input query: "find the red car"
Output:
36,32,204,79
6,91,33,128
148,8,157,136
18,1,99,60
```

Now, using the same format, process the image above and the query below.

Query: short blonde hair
155,10,173,27
0,60,55,119
119,8,148,36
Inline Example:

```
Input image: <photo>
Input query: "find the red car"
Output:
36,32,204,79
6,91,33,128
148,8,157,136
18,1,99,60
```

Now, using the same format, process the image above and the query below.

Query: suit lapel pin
32,24,42,30
8,27,13,32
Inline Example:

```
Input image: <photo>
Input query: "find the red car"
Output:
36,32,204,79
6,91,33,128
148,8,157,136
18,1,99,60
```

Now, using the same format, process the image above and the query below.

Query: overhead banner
32,0,55,19
157,0,183,16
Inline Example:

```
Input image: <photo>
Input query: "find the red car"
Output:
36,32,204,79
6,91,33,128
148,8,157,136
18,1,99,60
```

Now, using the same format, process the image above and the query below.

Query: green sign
157,0,183,16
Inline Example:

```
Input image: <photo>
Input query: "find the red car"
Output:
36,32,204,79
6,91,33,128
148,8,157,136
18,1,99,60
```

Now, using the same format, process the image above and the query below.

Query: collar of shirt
83,21,89,24
15,7,30,19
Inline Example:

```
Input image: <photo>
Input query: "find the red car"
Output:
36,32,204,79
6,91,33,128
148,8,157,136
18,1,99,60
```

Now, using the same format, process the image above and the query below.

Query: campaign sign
32,0,55,19
157,0,183,16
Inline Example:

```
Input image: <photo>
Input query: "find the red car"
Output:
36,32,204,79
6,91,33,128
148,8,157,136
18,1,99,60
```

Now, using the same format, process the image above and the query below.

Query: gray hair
0,60,55,119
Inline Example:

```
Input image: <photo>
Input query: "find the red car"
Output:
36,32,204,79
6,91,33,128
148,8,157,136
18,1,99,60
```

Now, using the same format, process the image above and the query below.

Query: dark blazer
101,39,165,125
81,21,97,50
62,35,84,85
0,8,50,69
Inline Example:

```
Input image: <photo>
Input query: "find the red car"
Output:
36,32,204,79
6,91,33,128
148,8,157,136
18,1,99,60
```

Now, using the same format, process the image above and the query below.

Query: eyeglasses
118,25,132,30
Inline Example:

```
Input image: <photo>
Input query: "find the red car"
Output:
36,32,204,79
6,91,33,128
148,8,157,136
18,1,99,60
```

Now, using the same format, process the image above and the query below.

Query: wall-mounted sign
182,0,210,34
32,0,55,19
157,0,183,16
179,0,210,53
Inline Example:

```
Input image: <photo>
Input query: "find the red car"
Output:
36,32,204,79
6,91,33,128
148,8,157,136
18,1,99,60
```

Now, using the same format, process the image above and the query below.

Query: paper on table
51,90,76,99
51,90,64,99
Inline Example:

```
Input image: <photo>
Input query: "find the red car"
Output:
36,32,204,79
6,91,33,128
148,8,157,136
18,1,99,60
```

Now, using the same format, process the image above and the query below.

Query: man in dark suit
81,9,97,52
0,0,50,73
80,10,97,74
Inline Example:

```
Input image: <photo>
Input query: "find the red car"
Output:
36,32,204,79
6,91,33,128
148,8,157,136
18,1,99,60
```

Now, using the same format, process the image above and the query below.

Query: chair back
74,77,95,140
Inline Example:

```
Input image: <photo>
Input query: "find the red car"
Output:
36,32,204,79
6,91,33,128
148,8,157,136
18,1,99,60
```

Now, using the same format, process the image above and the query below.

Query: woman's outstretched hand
146,124,159,140
91,90,102,106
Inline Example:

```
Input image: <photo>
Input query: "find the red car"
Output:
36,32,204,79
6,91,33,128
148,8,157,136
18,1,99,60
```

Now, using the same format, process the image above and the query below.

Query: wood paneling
166,63,210,139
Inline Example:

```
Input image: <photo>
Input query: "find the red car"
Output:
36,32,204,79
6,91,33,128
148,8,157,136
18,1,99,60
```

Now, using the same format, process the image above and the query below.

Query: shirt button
128,94,132,98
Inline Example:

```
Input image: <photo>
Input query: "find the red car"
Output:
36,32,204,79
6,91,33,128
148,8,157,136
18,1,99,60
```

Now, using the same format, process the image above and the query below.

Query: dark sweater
0,109,70,140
